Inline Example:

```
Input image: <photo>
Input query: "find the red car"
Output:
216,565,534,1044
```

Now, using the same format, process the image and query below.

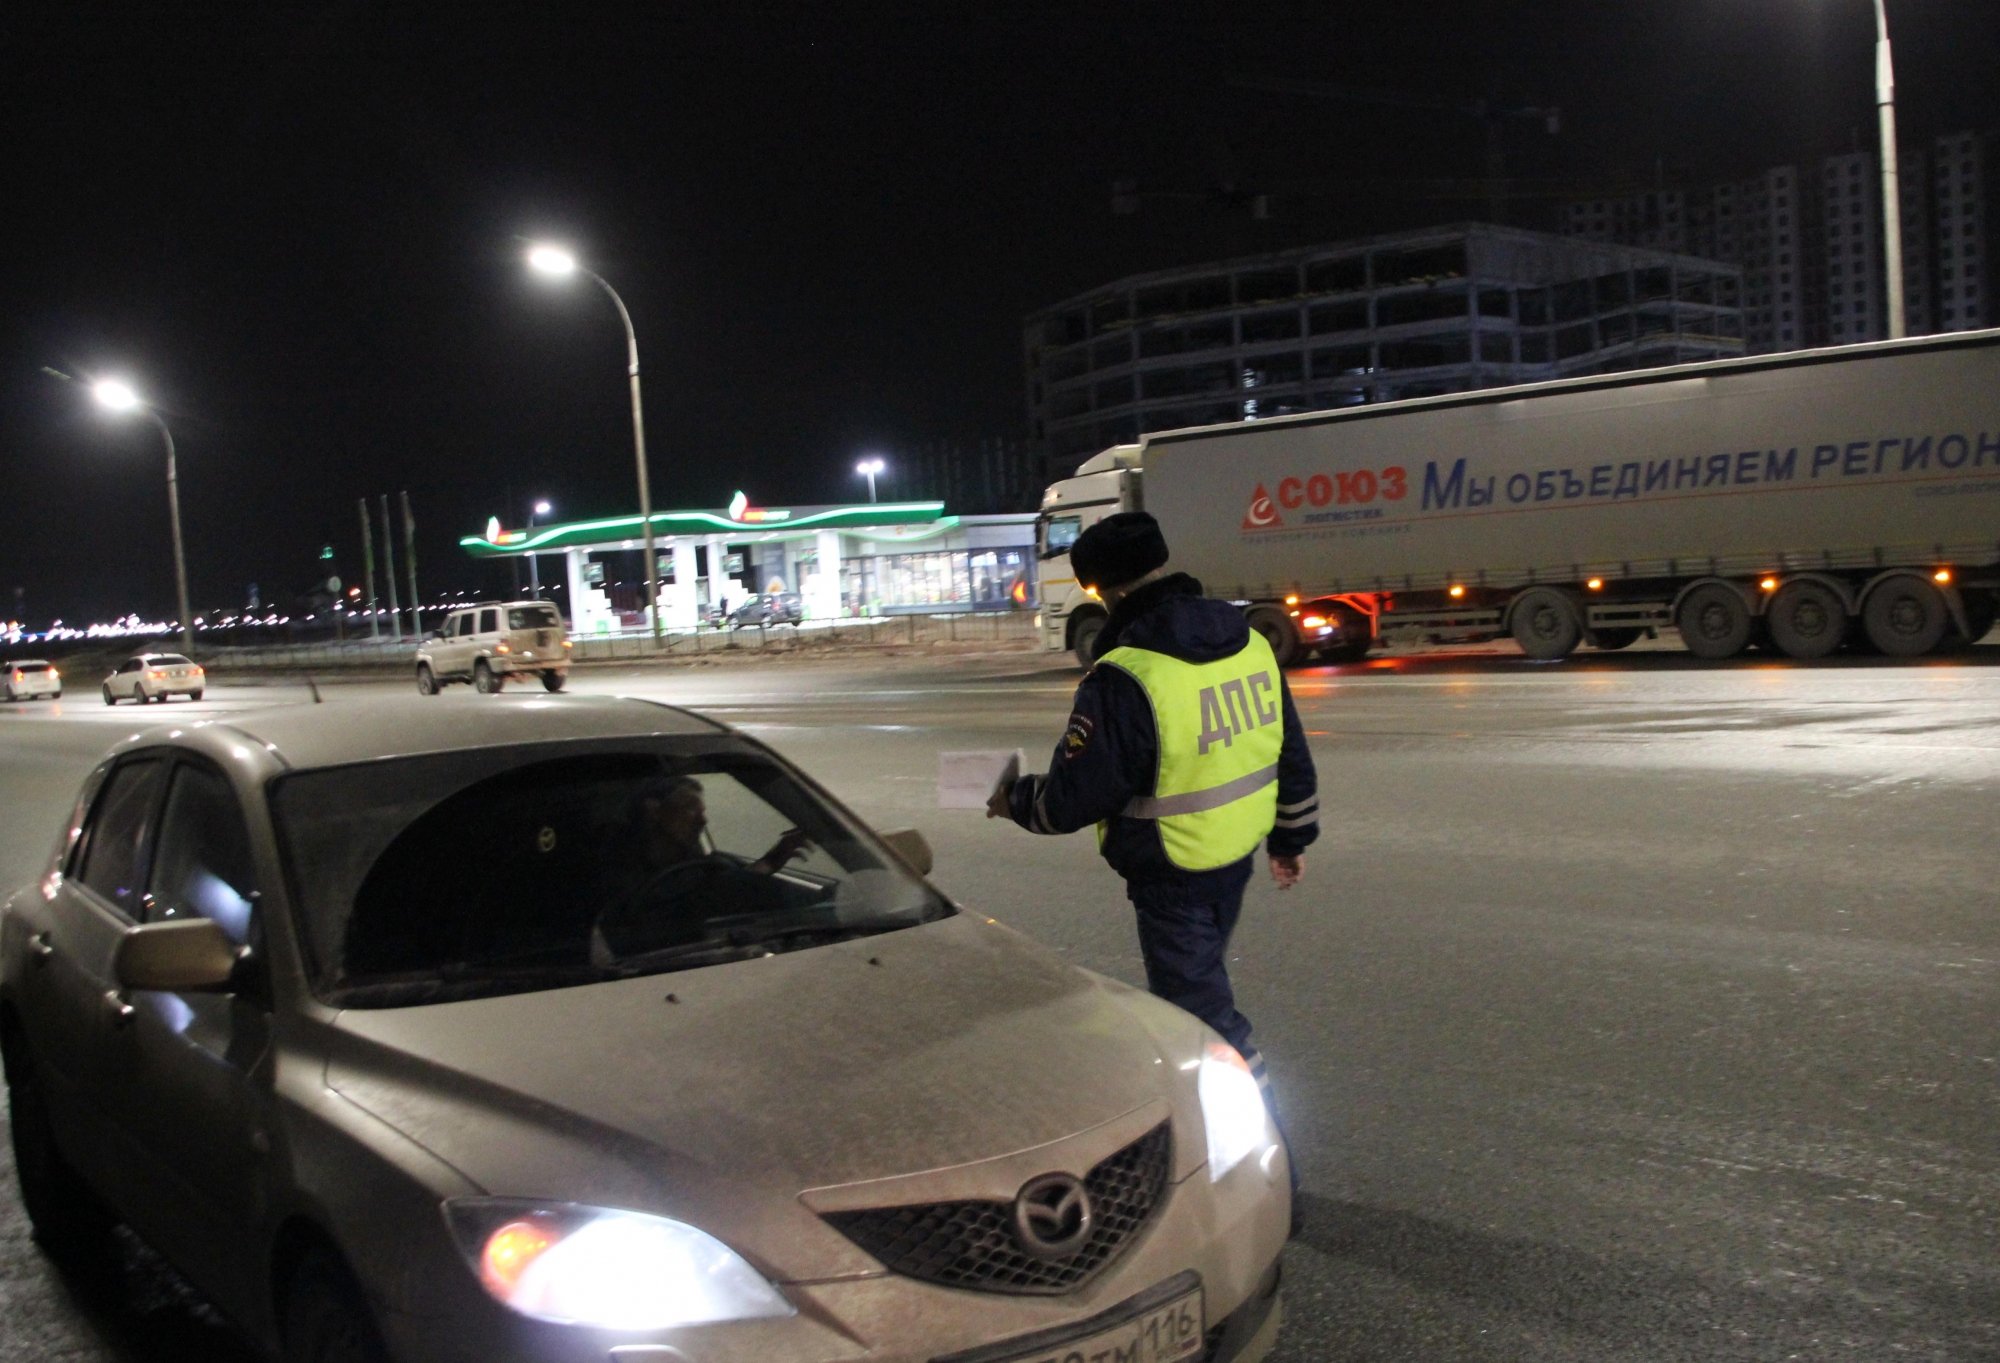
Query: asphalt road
2,643,1996,1361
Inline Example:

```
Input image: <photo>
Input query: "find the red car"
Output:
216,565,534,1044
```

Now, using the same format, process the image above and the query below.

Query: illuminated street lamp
1869,0,1906,339
528,498,552,598
526,242,661,640
92,379,196,655
855,455,886,503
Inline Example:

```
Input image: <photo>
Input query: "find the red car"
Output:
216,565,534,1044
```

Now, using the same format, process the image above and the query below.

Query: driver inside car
593,774,810,959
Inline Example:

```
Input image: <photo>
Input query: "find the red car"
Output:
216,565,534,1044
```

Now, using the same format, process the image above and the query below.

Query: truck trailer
1035,329,2000,666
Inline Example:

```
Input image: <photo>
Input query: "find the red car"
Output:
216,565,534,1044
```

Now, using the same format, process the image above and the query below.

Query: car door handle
102,989,136,1028
28,931,55,965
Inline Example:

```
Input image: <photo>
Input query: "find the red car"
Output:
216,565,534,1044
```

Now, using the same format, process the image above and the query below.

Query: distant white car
3,659,61,701
101,653,204,704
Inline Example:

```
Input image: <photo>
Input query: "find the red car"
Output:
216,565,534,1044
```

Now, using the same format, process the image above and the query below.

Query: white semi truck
1035,329,2000,666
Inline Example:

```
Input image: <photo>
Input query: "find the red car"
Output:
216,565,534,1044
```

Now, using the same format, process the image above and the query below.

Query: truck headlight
445,1200,794,1330
1197,1041,1275,1182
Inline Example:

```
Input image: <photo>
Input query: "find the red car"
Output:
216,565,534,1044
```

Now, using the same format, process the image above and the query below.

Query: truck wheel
416,664,438,695
1766,580,1848,659
1508,589,1580,661
474,661,502,694
1862,578,1949,657
1956,593,1997,646
1589,628,1643,651
1246,607,1303,668
1071,614,1106,668
540,670,566,692
1676,584,1753,659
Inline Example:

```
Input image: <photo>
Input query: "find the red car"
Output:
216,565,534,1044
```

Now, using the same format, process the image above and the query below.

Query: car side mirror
879,827,933,877
114,918,238,993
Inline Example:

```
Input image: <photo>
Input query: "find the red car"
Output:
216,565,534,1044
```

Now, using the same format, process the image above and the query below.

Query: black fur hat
1070,511,1169,591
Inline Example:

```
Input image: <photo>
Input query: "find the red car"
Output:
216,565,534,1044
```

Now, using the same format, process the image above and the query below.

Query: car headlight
444,1199,794,1330
1197,1041,1275,1182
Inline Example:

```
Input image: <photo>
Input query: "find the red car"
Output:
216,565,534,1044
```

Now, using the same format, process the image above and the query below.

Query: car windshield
155,654,193,667
269,737,950,1007
508,604,560,630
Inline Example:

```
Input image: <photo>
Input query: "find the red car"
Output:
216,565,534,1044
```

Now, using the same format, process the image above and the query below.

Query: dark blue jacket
1005,573,1320,908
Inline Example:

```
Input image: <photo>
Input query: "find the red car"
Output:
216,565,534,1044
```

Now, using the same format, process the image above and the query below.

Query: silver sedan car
1,697,1288,1363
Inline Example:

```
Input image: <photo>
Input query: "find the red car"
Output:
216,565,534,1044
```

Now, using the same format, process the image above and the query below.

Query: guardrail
197,612,1039,669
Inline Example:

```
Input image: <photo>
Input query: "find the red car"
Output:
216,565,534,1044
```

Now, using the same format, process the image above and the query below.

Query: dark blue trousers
1131,886,1254,1056
1130,867,1297,1192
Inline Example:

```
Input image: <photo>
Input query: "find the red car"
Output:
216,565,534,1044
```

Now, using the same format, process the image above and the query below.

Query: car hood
322,913,1201,1281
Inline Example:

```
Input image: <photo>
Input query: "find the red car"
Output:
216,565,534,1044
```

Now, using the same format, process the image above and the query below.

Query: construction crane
1230,74,1560,225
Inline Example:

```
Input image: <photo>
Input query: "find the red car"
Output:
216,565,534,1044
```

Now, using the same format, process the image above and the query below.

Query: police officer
987,511,1318,1173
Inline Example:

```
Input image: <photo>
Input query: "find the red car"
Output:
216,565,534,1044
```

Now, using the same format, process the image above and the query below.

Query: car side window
479,608,500,634
76,757,169,917
149,762,259,943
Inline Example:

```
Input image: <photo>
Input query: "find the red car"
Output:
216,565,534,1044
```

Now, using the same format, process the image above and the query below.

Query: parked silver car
1,697,1287,1363
729,592,805,629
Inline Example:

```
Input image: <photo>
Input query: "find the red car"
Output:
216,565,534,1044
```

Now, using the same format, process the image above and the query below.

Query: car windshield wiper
440,960,613,987
595,908,944,976
604,939,778,973
332,952,617,1007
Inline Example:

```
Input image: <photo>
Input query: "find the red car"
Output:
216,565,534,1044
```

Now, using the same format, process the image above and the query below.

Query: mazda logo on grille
1012,1172,1092,1260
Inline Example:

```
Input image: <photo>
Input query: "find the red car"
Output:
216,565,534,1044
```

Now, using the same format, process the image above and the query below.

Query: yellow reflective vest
1094,633,1284,871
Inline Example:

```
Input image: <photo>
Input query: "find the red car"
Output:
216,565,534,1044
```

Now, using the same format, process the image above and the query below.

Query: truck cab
1035,445,1141,666
1036,443,1358,668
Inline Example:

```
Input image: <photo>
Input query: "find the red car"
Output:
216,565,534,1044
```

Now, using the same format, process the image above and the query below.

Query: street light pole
88,380,194,655
856,456,885,503
528,499,551,597
526,245,662,642
1873,0,1906,339
154,409,195,656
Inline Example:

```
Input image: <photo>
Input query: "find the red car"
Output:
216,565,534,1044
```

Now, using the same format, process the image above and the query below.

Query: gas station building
459,494,1038,635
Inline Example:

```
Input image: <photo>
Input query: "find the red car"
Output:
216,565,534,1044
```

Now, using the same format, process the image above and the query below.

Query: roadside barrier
196,612,1039,669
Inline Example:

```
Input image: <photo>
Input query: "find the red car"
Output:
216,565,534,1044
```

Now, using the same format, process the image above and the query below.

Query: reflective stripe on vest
1096,632,1284,872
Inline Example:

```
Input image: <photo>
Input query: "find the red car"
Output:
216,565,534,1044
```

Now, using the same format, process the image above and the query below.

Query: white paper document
937,748,1023,810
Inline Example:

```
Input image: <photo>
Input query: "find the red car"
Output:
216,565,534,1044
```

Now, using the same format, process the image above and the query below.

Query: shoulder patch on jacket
1062,712,1094,758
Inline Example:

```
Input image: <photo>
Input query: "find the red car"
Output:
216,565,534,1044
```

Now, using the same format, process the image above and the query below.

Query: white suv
3,659,61,701
416,600,570,694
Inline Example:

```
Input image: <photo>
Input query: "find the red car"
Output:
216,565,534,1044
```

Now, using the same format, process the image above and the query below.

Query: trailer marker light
1301,615,1328,629
1933,568,1952,585
1760,577,1779,592
1448,585,1465,599
1586,578,1603,591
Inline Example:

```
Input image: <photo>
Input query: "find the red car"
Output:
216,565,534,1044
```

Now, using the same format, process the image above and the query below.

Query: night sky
5,2,1998,625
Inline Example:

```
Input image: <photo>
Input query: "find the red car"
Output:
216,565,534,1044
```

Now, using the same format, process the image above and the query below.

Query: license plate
999,1286,1204,1363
